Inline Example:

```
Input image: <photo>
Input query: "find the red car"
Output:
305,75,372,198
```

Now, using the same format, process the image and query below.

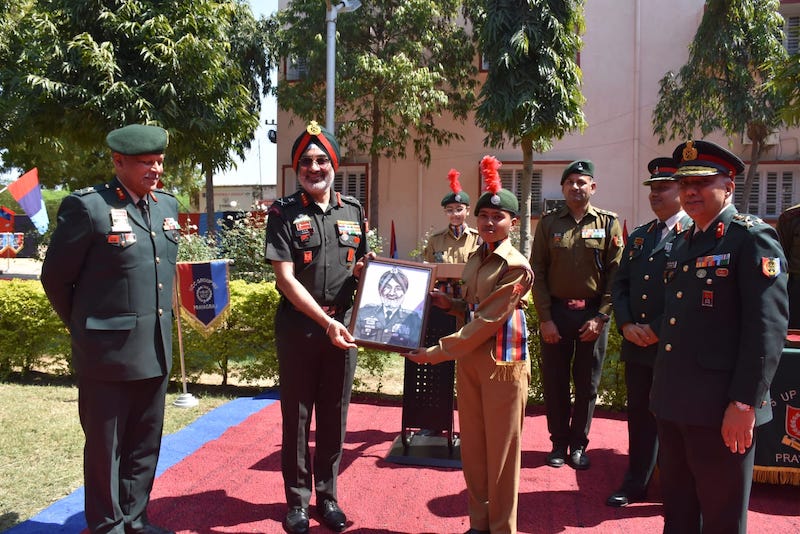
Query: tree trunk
740,139,763,215
519,137,534,258
368,102,382,229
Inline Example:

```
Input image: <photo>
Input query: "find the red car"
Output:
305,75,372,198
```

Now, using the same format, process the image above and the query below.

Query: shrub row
0,279,626,409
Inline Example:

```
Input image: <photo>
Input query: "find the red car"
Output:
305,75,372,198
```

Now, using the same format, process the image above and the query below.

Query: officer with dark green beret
651,140,788,533
42,124,179,534
423,168,481,264
606,157,690,507
266,121,369,534
531,159,624,471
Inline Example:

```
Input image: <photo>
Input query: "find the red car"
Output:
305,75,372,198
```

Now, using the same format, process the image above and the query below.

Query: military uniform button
158,282,163,290
644,274,650,280
649,257,654,262
683,265,689,272
665,343,672,351
156,257,161,264
642,294,648,300
669,317,676,325
676,291,683,298
706,279,712,285
640,313,647,319
158,308,163,316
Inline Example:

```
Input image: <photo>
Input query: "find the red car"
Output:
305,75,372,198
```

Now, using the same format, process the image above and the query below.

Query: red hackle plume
480,155,502,194
447,168,462,194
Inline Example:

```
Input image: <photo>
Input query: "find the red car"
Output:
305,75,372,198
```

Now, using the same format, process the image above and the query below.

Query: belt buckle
566,299,586,311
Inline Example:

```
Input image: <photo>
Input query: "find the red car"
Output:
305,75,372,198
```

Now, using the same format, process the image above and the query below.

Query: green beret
106,124,168,155
291,120,341,172
441,191,470,206
561,159,594,184
475,188,519,217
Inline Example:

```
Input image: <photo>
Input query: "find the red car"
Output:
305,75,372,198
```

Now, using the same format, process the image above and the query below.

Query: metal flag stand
172,268,198,408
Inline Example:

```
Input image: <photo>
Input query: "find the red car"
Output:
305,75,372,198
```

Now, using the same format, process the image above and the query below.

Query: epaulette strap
595,208,619,218
75,185,101,196
731,213,764,229
340,194,362,208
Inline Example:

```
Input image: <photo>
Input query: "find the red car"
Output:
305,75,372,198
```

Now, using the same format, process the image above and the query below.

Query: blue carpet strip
4,392,278,534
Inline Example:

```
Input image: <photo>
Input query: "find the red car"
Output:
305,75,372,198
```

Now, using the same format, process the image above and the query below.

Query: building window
285,55,308,82
734,169,796,218
786,15,800,55
334,165,368,207
480,164,543,215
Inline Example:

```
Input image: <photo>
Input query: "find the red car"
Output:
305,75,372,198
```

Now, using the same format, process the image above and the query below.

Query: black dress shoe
318,499,347,532
126,524,175,534
606,487,646,507
545,446,568,468
568,446,590,470
464,529,491,534
284,507,310,534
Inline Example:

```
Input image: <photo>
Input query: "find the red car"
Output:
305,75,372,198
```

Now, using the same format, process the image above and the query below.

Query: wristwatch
596,312,610,323
732,401,753,412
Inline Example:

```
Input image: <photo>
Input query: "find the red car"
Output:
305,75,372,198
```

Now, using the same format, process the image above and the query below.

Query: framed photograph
349,257,435,352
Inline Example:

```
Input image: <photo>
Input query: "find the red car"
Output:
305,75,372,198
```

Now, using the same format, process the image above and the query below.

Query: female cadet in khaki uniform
404,156,533,534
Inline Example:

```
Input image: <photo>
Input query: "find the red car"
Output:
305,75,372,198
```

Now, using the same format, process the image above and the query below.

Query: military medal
582,228,606,239
110,209,132,232
701,290,714,307
696,268,707,278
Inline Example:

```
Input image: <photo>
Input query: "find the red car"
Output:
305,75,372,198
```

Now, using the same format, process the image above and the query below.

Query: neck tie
137,198,151,229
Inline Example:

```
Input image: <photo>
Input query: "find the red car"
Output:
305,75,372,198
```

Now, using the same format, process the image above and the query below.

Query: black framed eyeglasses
299,156,331,168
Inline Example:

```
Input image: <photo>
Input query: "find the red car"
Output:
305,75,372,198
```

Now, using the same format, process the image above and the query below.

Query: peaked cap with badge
671,139,745,178
475,155,519,216
561,159,595,184
106,124,168,155
643,157,678,185
291,120,341,172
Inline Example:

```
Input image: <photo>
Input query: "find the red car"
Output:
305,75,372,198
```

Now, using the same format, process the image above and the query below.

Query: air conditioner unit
742,131,780,146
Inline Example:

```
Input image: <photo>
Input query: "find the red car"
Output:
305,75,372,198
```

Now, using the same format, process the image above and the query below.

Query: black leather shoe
546,446,568,468
606,487,646,507
318,499,347,532
464,529,491,534
284,507,310,534
568,446,590,470
126,524,175,534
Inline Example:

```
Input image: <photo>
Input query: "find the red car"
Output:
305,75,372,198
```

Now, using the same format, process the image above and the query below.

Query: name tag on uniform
110,209,132,232
582,228,606,239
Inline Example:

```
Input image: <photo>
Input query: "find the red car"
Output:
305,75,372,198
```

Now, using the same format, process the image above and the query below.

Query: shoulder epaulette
542,207,561,217
594,207,618,218
430,228,449,238
339,194,362,208
465,227,480,235
731,213,765,229
632,219,657,234
153,188,175,199
74,185,102,196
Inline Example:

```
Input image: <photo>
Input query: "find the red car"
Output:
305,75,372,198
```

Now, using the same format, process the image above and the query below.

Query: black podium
386,269,464,468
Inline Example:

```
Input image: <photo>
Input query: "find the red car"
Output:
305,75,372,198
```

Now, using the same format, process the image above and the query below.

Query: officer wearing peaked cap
531,159,624,471
607,157,689,508
650,140,788,534
41,124,178,534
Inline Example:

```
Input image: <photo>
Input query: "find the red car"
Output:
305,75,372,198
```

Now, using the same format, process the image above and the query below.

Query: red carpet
145,399,799,533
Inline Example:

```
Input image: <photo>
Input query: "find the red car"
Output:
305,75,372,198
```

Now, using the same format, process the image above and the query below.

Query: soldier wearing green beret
531,159,624,471
42,124,178,534
651,140,788,534
405,156,533,534
423,168,481,264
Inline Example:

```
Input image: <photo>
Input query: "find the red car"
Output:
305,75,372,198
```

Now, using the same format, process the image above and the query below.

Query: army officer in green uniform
41,125,179,534
651,140,788,534
531,160,624,471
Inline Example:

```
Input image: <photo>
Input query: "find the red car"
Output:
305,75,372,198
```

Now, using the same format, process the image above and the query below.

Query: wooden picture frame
349,257,435,352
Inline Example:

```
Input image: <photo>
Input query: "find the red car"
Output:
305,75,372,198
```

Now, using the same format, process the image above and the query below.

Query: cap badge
491,194,501,205
307,121,322,136
454,193,462,202
683,140,698,162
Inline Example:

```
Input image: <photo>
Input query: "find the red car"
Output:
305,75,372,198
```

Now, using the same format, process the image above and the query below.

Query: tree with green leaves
0,0,273,227
767,53,800,127
270,0,478,227
464,0,587,257
652,0,788,213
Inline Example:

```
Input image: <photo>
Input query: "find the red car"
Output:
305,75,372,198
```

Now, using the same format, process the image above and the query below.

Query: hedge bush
0,279,626,409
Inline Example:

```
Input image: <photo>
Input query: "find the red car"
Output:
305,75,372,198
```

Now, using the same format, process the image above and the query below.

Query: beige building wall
276,0,800,257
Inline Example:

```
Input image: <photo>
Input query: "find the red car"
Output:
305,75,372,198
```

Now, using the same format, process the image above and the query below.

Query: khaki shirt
531,204,624,322
423,225,481,264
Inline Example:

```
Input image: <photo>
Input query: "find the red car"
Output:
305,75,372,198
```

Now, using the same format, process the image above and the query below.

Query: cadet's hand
721,403,755,454
578,317,603,342
326,319,357,349
353,252,376,279
540,320,562,344
429,290,452,310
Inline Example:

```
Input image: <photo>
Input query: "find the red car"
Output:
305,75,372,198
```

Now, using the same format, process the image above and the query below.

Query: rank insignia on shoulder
762,257,781,278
